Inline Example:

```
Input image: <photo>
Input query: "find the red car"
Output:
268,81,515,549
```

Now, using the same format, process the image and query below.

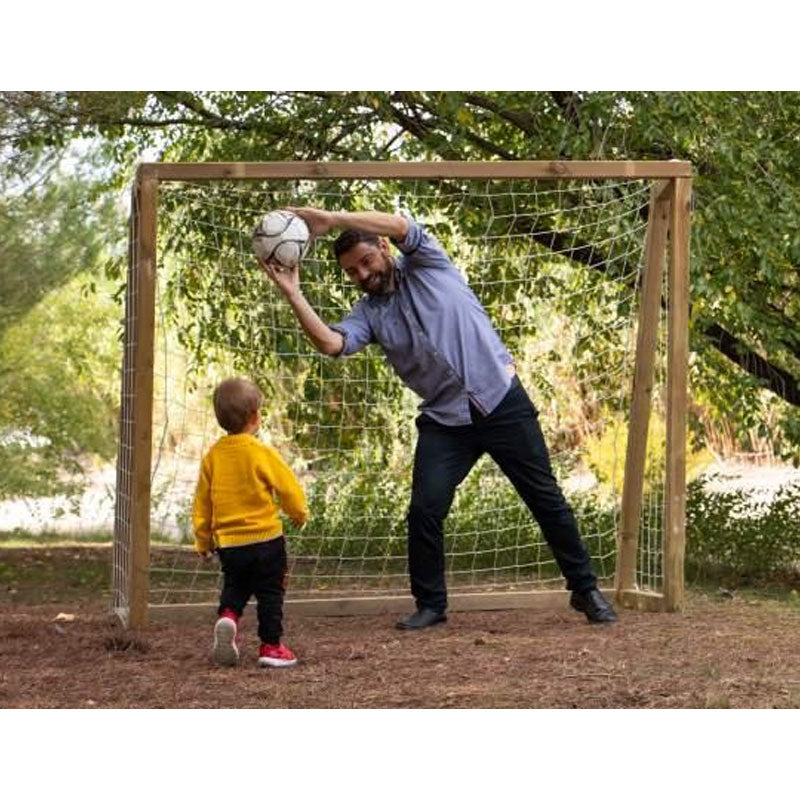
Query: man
259,207,618,629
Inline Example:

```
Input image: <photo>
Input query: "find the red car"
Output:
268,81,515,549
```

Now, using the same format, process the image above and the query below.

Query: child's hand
198,550,214,563
291,518,307,530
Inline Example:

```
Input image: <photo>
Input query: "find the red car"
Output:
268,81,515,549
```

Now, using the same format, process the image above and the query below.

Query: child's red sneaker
257,642,297,668
212,615,239,667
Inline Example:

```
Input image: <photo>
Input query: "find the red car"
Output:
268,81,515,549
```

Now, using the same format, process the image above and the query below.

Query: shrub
686,477,800,583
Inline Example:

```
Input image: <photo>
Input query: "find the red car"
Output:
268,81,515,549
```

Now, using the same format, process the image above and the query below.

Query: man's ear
378,237,390,255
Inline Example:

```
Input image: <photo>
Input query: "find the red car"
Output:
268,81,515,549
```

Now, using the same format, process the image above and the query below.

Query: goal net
112,162,689,626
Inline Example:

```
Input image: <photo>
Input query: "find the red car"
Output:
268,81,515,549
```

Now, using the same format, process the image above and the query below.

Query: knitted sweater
192,433,308,553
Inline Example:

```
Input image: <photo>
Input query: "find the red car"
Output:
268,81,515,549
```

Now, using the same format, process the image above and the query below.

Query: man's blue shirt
330,216,514,426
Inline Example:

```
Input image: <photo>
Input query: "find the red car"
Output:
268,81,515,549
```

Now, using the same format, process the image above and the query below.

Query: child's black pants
217,536,287,644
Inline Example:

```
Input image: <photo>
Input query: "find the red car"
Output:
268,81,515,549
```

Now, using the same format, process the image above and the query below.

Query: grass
3,529,799,613
0,530,113,547
0,547,110,605
0,529,181,547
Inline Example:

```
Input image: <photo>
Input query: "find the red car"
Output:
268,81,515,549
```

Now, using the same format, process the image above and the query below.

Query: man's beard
359,256,394,296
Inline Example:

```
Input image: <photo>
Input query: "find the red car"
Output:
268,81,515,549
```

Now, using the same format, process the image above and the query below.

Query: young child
192,377,308,668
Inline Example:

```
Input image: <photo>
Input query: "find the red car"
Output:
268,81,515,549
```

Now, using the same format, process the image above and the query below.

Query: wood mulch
1,546,799,708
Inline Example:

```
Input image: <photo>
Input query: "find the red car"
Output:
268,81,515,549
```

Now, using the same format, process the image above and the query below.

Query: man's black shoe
395,608,447,630
570,588,618,624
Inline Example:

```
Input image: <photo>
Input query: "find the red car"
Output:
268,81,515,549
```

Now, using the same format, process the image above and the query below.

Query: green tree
0,149,122,499
3,91,800,456
0,273,120,499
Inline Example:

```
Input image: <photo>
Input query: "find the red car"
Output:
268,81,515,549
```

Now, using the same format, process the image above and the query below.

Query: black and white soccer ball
252,210,310,271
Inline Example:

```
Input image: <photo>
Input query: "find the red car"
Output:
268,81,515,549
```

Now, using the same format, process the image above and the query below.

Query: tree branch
550,91,582,127
462,93,539,136
702,322,800,406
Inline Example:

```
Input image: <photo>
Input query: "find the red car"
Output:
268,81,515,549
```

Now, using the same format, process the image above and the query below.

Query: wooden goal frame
112,160,692,628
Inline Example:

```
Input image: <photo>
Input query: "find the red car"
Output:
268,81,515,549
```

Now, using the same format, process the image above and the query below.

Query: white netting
111,185,138,621
114,175,668,613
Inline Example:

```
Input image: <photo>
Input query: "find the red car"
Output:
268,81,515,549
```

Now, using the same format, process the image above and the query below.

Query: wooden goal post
112,160,692,628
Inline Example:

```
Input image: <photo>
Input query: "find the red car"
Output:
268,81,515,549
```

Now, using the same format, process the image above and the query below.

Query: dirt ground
1,546,800,708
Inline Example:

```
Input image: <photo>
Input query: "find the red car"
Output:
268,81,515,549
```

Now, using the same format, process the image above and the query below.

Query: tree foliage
0,150,121,499
3,91,800,457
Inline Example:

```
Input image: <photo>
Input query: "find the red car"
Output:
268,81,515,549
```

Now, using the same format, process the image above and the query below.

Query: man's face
338,240,394,296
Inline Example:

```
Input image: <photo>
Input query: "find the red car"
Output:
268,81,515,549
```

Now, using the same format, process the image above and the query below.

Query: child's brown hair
212,378,262,434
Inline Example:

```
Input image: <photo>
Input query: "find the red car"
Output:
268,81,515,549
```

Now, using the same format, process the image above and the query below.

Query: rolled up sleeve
329,298,373,357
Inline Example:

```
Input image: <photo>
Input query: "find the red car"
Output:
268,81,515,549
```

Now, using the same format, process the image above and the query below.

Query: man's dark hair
213,378,262,434
333,229,381,261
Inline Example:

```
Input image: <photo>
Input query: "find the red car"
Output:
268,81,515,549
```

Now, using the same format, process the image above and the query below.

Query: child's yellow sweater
192,433,308,554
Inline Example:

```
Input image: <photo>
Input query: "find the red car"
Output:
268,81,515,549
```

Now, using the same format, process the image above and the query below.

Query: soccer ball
252,210,310,271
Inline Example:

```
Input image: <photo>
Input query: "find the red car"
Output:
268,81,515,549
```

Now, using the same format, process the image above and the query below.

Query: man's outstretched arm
288,208,409,242
260,261,344,356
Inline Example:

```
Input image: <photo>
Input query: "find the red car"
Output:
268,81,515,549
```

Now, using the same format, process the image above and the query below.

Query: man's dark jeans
407,376,597,613
217,536,287,645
